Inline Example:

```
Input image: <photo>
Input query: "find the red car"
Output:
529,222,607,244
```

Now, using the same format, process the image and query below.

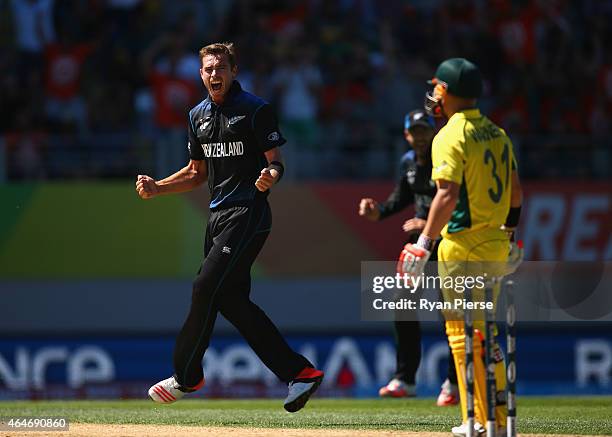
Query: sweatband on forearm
505,206,522,228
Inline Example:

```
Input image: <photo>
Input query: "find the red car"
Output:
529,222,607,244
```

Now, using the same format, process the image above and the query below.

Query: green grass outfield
1,397,612,435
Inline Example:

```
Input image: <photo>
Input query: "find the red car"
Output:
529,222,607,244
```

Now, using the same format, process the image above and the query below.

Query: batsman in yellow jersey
399,58,523,436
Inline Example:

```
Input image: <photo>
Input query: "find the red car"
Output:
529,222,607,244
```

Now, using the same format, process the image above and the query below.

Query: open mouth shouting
201,53,235,103
210,80,223,93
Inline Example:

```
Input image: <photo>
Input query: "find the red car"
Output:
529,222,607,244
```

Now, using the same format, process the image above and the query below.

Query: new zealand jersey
187,81,286,209
379,149,437,220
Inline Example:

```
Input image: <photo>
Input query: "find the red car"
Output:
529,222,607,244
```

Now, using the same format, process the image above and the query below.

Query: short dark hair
199,42,236,67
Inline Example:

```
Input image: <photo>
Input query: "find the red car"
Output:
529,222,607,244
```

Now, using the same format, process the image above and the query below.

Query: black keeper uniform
379,149,456,386
173,81,312,387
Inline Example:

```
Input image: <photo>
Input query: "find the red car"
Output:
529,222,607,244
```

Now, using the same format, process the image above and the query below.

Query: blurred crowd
0,0,610,181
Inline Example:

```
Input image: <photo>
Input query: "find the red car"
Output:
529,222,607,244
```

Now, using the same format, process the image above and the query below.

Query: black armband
505,205,522,228
269,161,284,182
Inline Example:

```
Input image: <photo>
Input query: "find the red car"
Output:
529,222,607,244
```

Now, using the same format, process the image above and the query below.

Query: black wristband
269,161,284,182
505,205,521,228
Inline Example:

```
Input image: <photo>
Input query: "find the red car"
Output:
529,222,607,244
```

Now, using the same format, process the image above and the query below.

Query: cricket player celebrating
400,58,523,436
136,42,323,412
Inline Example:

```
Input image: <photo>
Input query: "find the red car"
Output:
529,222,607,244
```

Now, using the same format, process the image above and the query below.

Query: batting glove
505,239,524,276
500,225,524,276
397,235,432,287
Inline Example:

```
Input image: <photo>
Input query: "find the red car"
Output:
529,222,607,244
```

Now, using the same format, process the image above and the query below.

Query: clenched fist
255,167,278,192
136,175,159,199
358,198,380,221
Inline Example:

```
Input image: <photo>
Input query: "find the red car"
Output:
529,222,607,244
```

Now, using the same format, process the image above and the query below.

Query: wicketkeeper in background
358,109,459,406
399,58,523,436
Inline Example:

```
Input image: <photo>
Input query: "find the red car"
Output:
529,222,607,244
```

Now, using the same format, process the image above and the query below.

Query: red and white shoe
283,367,324,412
148,376,204,404
378,378,416,398
436,378,459,406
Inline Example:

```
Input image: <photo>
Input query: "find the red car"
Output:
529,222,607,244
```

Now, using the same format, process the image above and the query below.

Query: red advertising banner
519,182,611,261
259,181,611,276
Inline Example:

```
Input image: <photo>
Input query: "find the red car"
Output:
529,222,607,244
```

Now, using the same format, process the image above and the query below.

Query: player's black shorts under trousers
173,198,312,388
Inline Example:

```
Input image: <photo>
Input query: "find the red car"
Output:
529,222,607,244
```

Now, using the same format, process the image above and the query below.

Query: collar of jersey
206,80,242,107
449,108,481,123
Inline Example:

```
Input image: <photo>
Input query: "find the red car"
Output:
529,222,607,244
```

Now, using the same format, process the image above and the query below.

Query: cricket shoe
283,367,324,412
436,378,459,406
451,421,486,436
148,376,204,404
378,378,416,398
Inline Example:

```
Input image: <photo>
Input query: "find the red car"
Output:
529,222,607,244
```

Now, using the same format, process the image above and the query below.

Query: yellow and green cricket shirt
431,108,517,239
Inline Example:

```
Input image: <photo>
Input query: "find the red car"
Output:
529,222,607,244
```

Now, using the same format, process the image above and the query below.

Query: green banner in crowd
0,183,206,278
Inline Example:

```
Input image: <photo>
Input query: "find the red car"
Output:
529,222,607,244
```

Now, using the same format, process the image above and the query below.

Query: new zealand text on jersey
203,141,244,158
